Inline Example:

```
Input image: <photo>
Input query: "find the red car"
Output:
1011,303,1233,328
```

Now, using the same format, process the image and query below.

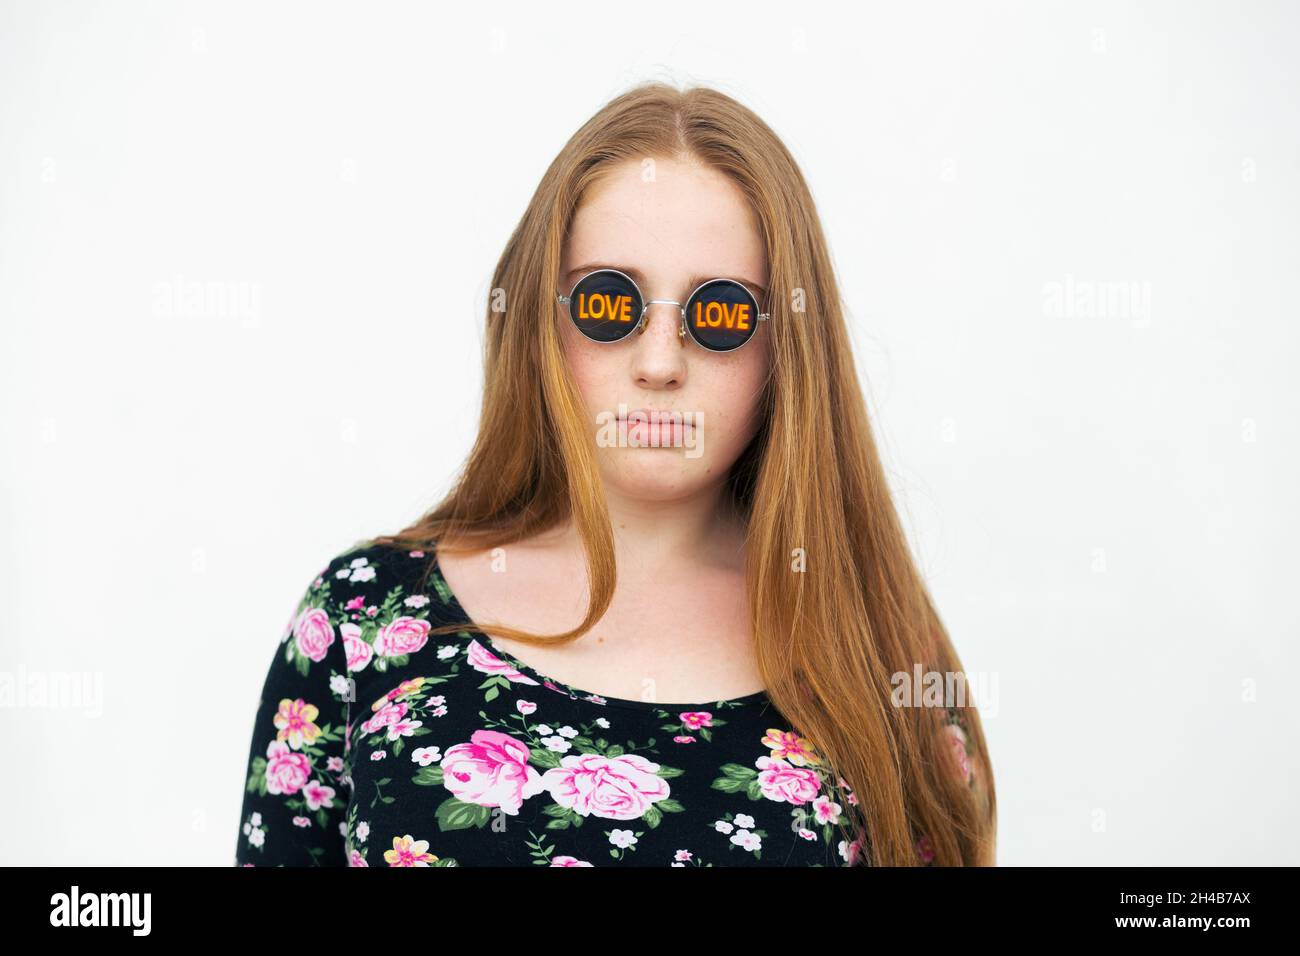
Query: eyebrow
563,263,769,300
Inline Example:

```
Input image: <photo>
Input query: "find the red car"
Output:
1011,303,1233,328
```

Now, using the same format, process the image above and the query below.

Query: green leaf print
529,747,562,769
429,571,452,604
246,756,268,795
413,765,444,786
710,762,757,793
435,796,492,831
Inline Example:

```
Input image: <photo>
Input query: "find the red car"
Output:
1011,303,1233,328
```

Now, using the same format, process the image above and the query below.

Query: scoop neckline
420,542,771,713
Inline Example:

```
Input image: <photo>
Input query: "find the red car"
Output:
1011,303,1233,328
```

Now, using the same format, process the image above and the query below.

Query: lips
617,408,691,425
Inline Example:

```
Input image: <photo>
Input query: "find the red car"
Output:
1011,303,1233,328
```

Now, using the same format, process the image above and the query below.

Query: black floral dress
235,542,957,866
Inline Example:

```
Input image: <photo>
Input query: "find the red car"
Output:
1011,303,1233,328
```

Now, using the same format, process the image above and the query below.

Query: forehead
563,157,767,286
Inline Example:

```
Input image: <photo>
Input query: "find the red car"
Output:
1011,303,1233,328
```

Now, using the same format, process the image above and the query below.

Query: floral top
236,541,969,866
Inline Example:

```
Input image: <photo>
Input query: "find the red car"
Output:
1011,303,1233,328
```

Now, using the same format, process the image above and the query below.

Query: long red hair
369,81,996,866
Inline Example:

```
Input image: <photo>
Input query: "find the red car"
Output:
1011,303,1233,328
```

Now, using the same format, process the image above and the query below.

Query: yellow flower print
371,677,428,712
274,698,321,750
761,728,821,766
384,834,438,867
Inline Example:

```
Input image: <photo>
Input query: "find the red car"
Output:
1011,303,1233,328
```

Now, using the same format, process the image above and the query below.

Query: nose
629,301,688,388
637,300,685,345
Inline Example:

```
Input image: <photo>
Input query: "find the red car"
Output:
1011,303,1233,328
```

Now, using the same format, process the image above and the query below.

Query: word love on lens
691,300,751,331
576,292,635,322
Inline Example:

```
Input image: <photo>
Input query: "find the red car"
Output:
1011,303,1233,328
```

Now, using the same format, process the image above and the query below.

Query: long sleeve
235,556,355,866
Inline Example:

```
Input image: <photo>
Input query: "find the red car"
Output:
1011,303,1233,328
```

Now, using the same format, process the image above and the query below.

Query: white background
1,0,1296,865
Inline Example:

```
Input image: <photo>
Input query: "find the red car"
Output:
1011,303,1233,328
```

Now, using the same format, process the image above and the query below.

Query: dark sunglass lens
684,280,760,351
568,271,642,343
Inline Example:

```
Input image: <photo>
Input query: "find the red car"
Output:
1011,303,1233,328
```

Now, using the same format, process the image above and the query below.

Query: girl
236,82,995,867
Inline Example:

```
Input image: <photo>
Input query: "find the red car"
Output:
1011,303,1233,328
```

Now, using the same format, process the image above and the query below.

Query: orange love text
691,300,751,331
577,293,635,322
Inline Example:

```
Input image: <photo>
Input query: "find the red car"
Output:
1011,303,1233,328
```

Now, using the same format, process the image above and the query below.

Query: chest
341,649,843,868
439,550,764,705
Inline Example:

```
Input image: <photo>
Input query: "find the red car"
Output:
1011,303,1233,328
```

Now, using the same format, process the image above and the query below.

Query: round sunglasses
558,268,769,353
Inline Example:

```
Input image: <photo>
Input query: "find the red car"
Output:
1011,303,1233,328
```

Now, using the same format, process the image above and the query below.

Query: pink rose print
541,752,670,821
549,855,593,866
265,740,311,796
842,838,864,865
373,616,431,658
466,639,540,685
293,607,335,663
679,711,713,730
341,623,373,671
915,834,936,864
945,723,972,784
755,754,821,805
362,701,408,735
348,849,369,867
441,729,546,814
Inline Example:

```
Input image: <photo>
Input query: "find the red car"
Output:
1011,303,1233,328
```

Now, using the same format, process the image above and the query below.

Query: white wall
1,0,1295,864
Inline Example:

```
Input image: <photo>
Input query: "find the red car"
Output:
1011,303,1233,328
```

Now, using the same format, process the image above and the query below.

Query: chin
599,457,715,495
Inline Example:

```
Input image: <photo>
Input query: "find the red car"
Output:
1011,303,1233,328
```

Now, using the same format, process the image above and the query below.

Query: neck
549,480,746,573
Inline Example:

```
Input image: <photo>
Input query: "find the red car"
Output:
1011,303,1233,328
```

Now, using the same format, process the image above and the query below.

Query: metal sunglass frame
557,267,770,352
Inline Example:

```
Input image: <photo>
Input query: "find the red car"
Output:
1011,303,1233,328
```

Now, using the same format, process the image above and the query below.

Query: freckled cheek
562,344,618,403
697,368,767,450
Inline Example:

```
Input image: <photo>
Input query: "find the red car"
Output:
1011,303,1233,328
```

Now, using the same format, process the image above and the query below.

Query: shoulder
314,538,436,596
302,537,454,641
285,539,439,649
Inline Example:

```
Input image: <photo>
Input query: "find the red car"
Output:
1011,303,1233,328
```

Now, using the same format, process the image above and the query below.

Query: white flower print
730,829,762,852
540,735,572,753
412,746,442,766
329,673,353,698
734,813,755,829
609,829,638,849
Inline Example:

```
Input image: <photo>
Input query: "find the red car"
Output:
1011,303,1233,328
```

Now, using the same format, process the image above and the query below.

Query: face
557,154,771,503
